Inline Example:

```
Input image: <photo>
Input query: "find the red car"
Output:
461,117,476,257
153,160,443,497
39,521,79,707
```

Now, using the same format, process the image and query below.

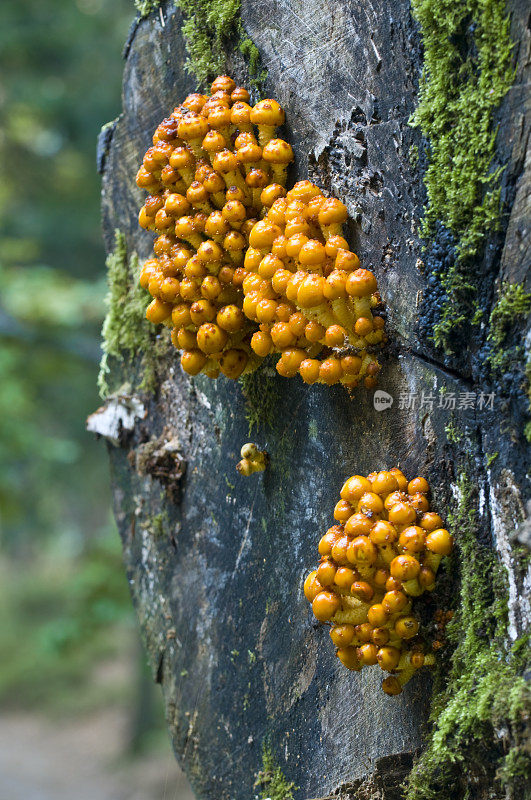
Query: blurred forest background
0,1,192,796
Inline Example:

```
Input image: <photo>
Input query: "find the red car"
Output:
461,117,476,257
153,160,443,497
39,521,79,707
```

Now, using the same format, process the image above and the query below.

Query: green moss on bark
254,741,296,800
239,360,281,434
176,0,266,89
485,282,531,439
134,0,162,17
98,230,165,398
404,471,530,800
410,0,514,352
486,282,531,370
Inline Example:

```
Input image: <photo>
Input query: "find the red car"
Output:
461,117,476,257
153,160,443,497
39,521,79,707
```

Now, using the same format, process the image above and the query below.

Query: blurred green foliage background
0,0,165,750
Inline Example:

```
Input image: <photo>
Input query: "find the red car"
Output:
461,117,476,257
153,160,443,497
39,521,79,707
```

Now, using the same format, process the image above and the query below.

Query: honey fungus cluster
135,75,387,388
136,75,294,379
303,468,453,695
244,181,386,387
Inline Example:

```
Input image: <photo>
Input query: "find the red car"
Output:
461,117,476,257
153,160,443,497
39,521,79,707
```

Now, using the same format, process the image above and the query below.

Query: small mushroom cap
390,554,421,581
299,358,321,384
399,526,426,553
371,470,399,495
370,520,398,545
318,197,348,226
347,536,378,565
297,274,326,308
217,304,245,332
299,239,327,266
345,268,378,298
180,349,207,375
335,249,361,272
426,528,454,555
319,358,343,386
249,220,283,249
231,86,250,103
382,589,408,614
358,491,384,515
169,146,195,169
312,590,340,621
219,348,248,379
367,603,390,627
146,294,173,323
330,624,355,648
262,138,294,164
408,476,430,494
250,99,285,127
388,501,417,525
344,512,373,538
177,114,209,141
316,559,337,587
196,322,228,354
357,642,378,665
211,75,236,94
212,148,239,173
351,580,374,603
377,646,401,671
336,646,361,671
341,475,372,503
394,615,420,639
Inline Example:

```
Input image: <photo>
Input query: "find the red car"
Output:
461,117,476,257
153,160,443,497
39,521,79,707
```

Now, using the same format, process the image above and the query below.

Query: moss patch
410,0,514,352
484,281,531,440
486,282,531,370
239,360,282,434
98,230,166,398
404,471,530,800
176,0,266,89
134,0,162,17
254,741,297,800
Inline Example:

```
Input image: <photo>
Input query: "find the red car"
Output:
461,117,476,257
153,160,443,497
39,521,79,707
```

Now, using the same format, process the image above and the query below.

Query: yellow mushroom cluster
303,468,453,695
243,180,386,386
135,76,386,387
136,74,294,379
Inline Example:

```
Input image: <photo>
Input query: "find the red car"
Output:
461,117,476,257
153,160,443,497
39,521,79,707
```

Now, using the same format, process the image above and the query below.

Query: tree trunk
92,1,530,798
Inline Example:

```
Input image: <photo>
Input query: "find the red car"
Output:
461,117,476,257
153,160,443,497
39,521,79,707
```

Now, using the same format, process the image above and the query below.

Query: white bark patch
86,394,146,446
488,470,531,640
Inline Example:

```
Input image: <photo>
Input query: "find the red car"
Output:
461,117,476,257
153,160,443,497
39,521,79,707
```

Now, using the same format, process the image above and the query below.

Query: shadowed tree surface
94,1,530,798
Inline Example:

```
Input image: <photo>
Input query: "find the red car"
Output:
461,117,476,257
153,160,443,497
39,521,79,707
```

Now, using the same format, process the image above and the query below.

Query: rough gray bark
95,2,530,798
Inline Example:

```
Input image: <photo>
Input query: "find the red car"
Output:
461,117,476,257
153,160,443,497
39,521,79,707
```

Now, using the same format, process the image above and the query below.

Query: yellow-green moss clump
239,363,281,434
133,0,265,87
485,282,531,440
410,0,514,352
486,282,531,370
176,0,265,89
404,471,530,800
254,742,296,800
134,0,161,17
98,230,163,397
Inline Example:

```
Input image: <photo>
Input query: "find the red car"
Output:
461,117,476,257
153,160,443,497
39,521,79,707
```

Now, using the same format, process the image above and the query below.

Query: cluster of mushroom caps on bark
134,76,453,696
304,469,454,694
136,75,385,387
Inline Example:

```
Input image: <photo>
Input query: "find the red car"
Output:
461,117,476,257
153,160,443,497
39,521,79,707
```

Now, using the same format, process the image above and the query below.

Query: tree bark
94,1,530,798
